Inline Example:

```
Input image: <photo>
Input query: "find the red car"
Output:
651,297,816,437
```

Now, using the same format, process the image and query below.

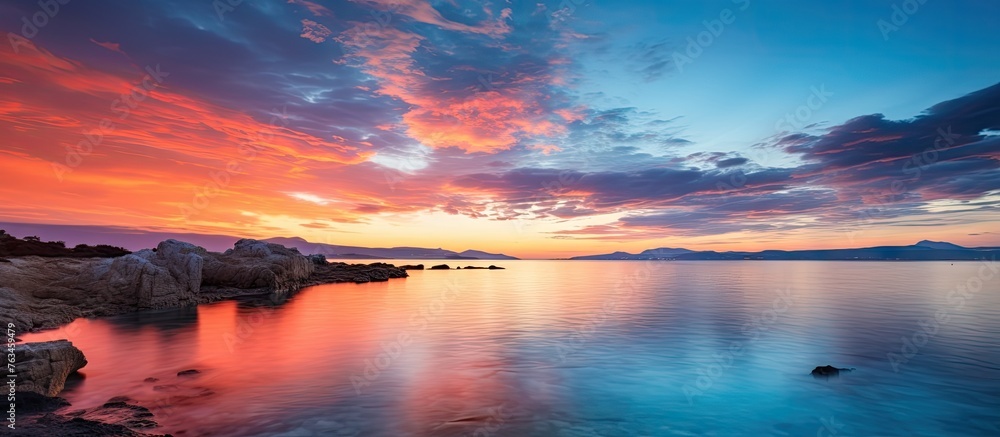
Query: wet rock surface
10,397,169,437
399,264,424,270
14,340,88,397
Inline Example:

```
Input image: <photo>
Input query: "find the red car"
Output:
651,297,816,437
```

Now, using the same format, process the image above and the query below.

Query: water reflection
20,260,1000,436
105,305,200,331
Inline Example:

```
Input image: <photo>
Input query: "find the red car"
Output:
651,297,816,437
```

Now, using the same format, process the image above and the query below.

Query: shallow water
20,260,1000,436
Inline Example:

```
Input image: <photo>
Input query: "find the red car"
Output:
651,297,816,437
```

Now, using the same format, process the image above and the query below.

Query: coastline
2,237,408,436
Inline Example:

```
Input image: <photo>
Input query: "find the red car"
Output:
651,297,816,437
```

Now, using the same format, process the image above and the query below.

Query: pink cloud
288,0,333,17
300,19,333,43
89,39,126,55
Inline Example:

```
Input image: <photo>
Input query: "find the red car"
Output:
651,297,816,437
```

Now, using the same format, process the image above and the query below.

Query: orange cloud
0,41,377,234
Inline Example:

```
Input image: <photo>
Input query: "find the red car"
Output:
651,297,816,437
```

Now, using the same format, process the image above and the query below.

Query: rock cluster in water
426,264,505,270
3,237,410,435
0,239,408,332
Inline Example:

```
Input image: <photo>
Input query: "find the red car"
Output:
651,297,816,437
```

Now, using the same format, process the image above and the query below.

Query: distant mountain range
0,223,519,260
571,247,695,260
1,222,993,261
570,241,999,261
263,237,519,260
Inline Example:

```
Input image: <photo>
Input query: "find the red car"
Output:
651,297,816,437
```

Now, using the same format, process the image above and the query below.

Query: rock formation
12,395,168,437
307,254,328,265
1,239,407,332
14,340,88,397
2,238,410,435
98,239,205,309
201,239,315,295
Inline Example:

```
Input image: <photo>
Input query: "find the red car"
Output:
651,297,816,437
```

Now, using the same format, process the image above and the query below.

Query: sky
0,0,998,259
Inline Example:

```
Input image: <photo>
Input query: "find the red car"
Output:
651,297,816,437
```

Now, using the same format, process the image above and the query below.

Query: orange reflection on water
20,261,994,436
16,261,662,435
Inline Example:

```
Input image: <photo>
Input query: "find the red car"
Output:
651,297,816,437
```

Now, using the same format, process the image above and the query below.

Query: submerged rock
13,391,71,415
152,385,179,392
811,365,854,378
86,399,159,429
15,397,168,436
14,340,87,396
177,369,201,377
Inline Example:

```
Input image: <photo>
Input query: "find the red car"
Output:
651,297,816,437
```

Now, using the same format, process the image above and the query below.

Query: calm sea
21,260,1000,436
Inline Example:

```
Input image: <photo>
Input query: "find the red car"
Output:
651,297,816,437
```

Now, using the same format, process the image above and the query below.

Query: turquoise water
22,260,1000,436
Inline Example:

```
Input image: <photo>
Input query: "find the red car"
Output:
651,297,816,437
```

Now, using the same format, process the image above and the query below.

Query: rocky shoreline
1,238,408,333
2,237,408,436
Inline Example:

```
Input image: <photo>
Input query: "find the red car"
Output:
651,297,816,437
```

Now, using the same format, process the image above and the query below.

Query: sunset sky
1,0,998,258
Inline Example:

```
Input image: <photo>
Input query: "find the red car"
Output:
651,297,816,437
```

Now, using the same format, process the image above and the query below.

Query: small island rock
811,365,854,378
